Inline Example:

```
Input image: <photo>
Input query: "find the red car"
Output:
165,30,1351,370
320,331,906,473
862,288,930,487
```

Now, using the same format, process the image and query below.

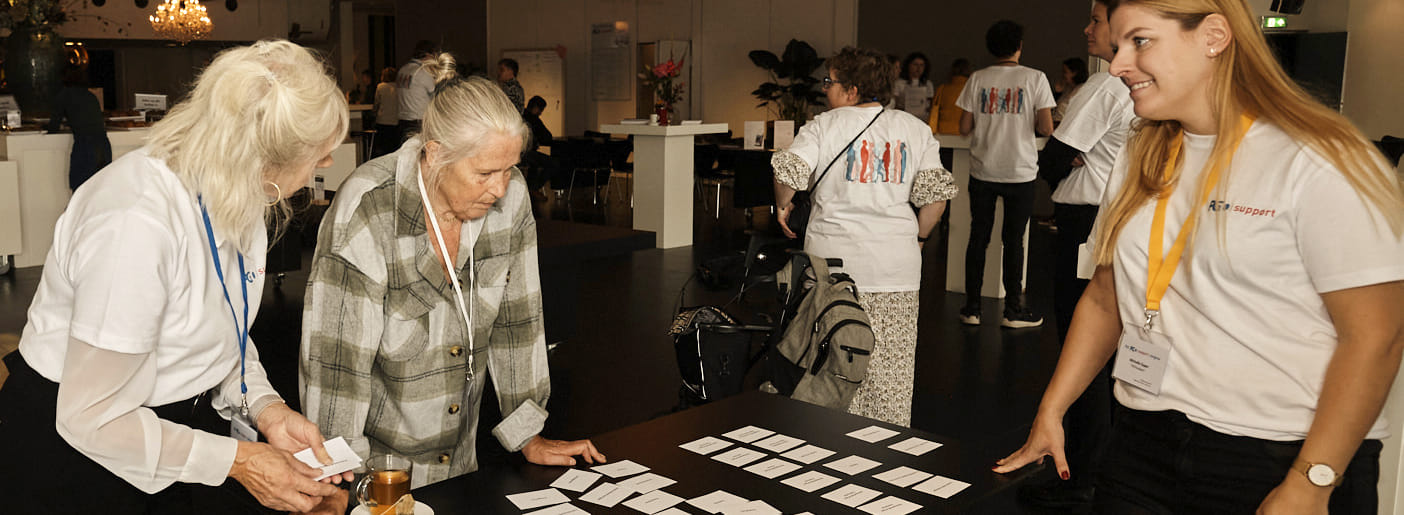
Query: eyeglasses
821,77,845,89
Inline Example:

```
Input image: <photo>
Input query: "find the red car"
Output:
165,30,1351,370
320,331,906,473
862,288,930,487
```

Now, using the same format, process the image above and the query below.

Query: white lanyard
416,169,478,381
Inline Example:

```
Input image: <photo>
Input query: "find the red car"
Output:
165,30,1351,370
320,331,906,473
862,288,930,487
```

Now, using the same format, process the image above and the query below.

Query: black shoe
1017,478,1094,512
1002,306,1044,328
959,304,981,325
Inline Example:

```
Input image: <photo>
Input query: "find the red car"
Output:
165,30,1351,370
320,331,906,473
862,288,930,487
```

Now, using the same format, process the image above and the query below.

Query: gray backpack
771,252,875,409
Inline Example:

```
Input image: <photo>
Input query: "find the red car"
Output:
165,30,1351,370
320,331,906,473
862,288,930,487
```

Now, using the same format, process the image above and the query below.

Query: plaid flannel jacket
299,139,549,487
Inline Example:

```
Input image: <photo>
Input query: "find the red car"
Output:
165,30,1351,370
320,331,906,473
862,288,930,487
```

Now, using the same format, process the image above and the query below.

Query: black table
536,220,653,345
415,392,1036,514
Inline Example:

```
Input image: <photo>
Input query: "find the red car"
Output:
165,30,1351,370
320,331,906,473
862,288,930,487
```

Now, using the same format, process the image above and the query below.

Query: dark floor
0,177,1069,514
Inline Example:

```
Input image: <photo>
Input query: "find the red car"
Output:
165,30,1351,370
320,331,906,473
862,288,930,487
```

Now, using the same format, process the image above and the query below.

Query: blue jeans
1095,403,1381,514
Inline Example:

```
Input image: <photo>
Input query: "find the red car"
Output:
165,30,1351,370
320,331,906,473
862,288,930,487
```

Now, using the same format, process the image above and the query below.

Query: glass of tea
354,454,413,510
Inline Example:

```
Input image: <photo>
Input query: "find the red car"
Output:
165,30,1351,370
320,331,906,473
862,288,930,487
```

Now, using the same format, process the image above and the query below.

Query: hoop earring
265,181,282,207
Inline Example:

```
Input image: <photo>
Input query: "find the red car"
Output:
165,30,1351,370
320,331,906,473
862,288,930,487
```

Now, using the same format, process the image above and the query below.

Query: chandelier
149,0,213,45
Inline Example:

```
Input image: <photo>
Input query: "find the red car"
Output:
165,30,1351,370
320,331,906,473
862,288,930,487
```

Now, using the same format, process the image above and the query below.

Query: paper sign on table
781,470,840,493
753,434,805,453
821,484,883,508
711,447,767,467
293,436,362,481
580,482,635,507
743,458,802,479
846,425,901,443
721,425,775,443
858,496,924,515
913,475,972,498
550,468,603,492
781,444,835,464
687,490,749,513
743,121,766,150
887,436,942,456
679,436,733,455
873,466,933,488
618,472,677,493
622,489,685,514
592,459,650,478
526,503,590,515
823,455,882,475
722,499,781,515
506,488,571,510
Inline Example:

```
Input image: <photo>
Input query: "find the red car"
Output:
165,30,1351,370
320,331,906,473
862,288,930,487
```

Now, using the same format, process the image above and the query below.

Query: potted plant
2,1,126,112
748,39,825,126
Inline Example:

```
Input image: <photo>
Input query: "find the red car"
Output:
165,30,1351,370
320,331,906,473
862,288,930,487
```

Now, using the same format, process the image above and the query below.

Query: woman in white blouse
892,52,935,122
0,40,351,514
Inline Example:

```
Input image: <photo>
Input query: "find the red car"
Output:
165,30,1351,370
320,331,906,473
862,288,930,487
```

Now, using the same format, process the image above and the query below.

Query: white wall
1341,0,1403,140
488,0,856,137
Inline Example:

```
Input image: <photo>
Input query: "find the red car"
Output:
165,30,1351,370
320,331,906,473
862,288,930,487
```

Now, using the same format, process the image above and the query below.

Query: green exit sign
1262,16,1288,29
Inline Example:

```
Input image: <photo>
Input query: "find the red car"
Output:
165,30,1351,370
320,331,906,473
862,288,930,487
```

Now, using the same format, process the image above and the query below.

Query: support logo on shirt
844,139,910,184
977,87,1026,114
1207,200,1277,218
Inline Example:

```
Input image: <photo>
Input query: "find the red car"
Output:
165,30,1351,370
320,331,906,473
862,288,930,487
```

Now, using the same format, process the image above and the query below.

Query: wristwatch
1293,459,1343,487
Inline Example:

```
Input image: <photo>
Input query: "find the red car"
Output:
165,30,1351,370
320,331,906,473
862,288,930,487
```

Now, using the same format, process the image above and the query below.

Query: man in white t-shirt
956,19,1055,328
396,40,439,143
1019,1,1135,509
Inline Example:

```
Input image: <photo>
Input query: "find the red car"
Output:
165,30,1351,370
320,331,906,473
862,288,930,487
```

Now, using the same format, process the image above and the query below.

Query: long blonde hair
148,40,348,253
1094,0,1404,264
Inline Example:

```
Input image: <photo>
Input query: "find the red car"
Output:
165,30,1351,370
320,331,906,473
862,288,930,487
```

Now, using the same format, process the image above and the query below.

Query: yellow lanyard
1143,113,1255,333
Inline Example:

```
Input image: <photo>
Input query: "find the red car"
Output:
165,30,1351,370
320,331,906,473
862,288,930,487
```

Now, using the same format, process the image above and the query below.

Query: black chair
730,149,777,227
694,144,731,218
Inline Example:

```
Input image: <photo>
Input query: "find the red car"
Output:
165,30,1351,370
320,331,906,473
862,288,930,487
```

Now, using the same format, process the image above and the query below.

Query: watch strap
1293,458,1343,487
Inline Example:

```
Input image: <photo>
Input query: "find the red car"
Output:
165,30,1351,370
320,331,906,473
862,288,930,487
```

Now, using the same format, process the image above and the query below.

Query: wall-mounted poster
591,22,631,101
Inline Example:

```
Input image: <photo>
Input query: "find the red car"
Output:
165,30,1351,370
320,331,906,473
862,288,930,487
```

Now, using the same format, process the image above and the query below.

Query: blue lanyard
198,197,249,415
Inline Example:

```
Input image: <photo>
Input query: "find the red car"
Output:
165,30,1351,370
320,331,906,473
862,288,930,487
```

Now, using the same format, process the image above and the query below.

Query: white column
940,134,1043,300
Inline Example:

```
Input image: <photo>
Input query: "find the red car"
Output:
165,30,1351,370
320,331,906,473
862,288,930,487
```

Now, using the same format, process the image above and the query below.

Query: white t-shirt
894,79,935,122
1095,122,1404,441
785,105,944,292
956,64,1056,183
1050,72,1135,205
396,58,434,121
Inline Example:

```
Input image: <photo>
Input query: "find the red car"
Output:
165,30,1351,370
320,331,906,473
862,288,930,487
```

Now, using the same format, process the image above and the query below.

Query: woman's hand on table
992,413,1070,479
257,401,355,484
230,440,341,512
776,203,797,239
522,435,608,466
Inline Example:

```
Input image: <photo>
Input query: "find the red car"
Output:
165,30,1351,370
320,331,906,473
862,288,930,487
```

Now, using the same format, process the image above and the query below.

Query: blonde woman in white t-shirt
0,40,352,514
773,46,957,427
994,0,1404,513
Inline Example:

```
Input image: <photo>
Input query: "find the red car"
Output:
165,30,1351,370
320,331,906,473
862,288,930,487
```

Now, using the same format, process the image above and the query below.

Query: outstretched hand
522,435,608,467
257,402,354,484
993,415,1071,480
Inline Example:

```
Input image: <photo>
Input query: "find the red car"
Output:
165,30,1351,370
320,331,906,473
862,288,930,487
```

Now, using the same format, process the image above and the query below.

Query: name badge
231,413,259,442
1112,323,1172,395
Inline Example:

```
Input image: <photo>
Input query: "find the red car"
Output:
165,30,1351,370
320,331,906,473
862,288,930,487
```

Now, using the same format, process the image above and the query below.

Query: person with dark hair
1017,1,1134,510
43,65,111,191
929,58,972,135
773,46,957,427
956,19,1055,328
894,52,934,122
347,69,375,105
519,95,557,196
372,66,400,158
1053,57,1091,123
497,58,524,113
397,40,440,143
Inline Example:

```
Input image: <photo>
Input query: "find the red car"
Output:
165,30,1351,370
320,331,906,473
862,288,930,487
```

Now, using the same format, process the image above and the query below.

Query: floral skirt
847,291,919,427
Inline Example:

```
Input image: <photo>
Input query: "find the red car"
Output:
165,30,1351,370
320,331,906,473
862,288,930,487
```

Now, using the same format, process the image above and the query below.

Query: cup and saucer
350,501,434,515
352,454,434,515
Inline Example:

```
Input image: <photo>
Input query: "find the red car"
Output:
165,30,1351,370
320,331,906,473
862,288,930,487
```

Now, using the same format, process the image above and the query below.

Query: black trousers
1095,403,1381,514
398,119,422,144
372,123,402,159
70,131,113,191
0,352,280,514
964,177,1036,307
1053,202,1113,486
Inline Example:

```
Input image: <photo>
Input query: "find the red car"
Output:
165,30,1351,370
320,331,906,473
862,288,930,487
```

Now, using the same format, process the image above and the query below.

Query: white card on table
1113,323,1172,395
622,489,685,514
580,482,635,507
550,468,603,492
618,472,677,493
506,488,572,510
688,490,749,513
781,470,840,492
526,503,589,515
823,455,882,475
722,499,781,515
592,459,651,478
858,496,924,515
887,436,942,456
679,436,733,455
913,475,971,499
846,425,901,443
781,444,835,464
873,466,933,488
821,484,883,508
743,458,802,479
753,434,805,453
711,447,767,467
658,509,691,515
292,436,362,481
721,425,775,443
